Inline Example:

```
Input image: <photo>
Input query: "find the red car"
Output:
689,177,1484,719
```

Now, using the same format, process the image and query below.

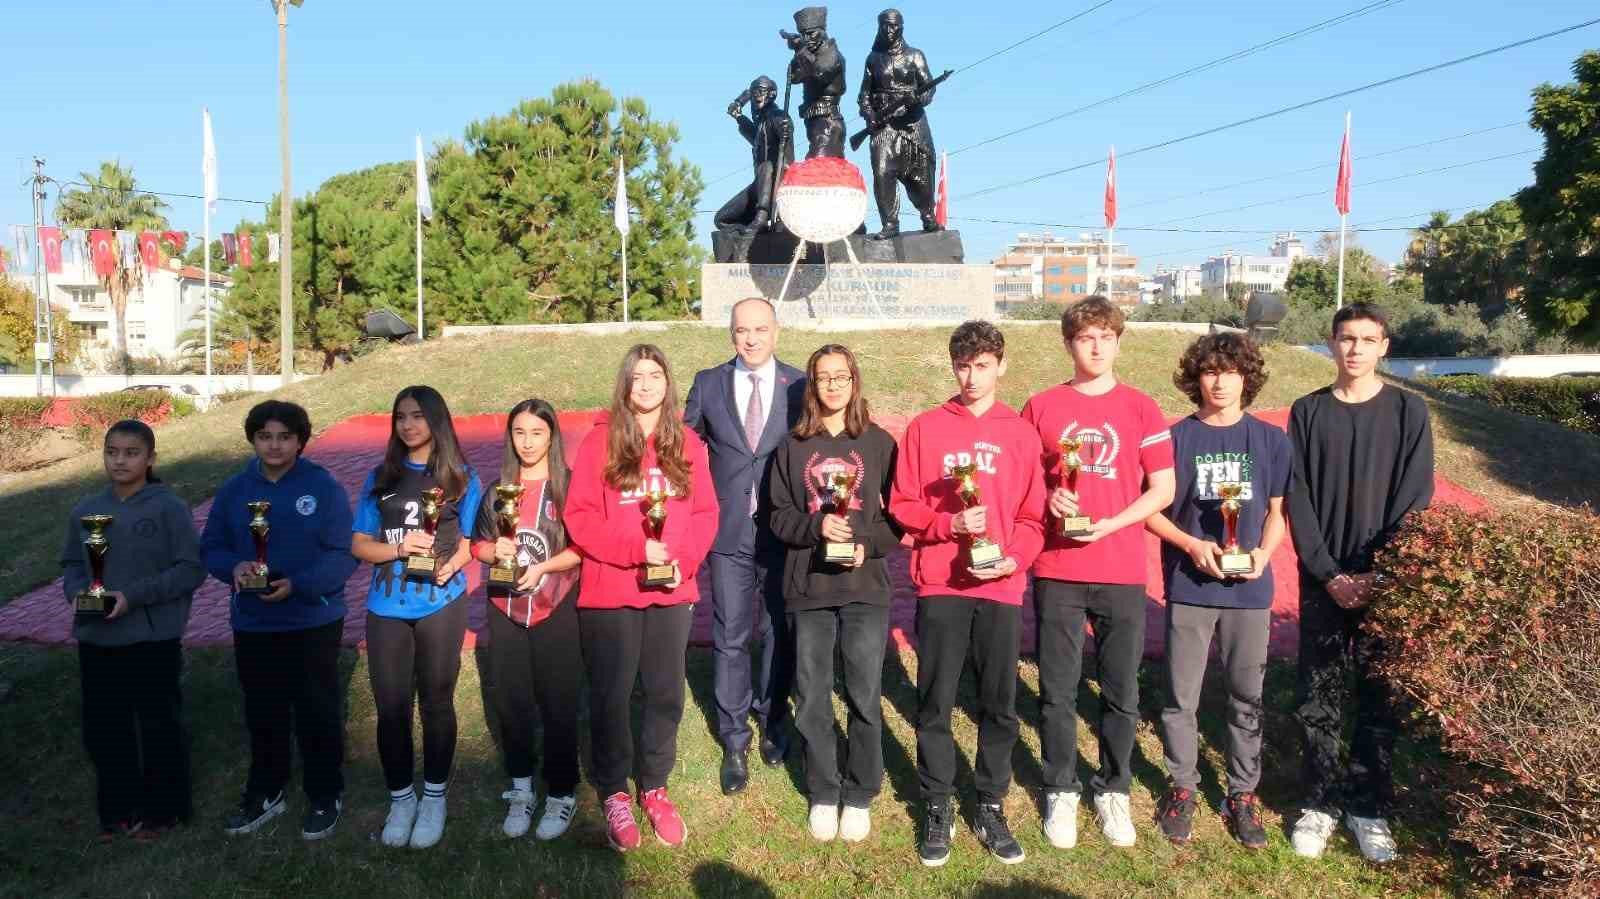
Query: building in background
4,256,230,369
990,231,1143,308
1153,265,1204,303
1200,232,1304,299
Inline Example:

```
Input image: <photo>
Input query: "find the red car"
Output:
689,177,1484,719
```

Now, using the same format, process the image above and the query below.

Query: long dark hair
500,398,571,547
793,343,871,439
602,344,692,496
372,385,468,501
105,419,160,483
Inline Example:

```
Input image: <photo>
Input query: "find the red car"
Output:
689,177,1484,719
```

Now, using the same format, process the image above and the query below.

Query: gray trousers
1159,603,1270,795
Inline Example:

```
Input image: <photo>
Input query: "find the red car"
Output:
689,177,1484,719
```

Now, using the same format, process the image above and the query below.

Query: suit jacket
684,357,807,556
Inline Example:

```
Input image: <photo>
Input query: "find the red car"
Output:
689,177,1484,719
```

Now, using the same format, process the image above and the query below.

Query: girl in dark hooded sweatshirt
61,419,205,841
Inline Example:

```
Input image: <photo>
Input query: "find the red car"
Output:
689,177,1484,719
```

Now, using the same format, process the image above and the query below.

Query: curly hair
1172,332,1268,408
948,320,1005,364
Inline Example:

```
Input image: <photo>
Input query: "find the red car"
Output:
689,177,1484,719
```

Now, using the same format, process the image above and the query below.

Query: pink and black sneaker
602,791,641,852
639,787,687,847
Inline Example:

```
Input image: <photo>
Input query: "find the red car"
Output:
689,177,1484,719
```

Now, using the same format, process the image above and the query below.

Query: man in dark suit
684,296,807,795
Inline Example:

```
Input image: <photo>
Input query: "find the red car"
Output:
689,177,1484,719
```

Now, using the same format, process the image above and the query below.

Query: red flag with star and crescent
1334,120,1352,216
1104,146,1118,229
138,231,161,272
39,226,63,274
89,230,117,277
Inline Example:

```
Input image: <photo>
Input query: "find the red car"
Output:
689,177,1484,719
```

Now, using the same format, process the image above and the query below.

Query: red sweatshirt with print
564,414,720,609
888,397,1047,605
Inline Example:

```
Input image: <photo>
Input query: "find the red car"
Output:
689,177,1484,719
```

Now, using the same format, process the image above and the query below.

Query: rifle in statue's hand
849,69,953,152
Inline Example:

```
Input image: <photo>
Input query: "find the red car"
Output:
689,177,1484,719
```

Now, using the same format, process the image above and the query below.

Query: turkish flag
1104,146,1118,229
161,230,188,254
39,226,63,274
221,233,238,265
139,231,161,272
89,229,117,277
1334,120,1352,216
934,151,949,228
237,231,253,267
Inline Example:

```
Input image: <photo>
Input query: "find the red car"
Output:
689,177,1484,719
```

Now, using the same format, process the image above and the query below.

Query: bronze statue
714,76,794,235
781,6,847,159
857,9,950,239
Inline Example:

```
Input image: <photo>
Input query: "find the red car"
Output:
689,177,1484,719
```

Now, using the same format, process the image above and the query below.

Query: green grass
1,324,1327,602
0,641,1476,898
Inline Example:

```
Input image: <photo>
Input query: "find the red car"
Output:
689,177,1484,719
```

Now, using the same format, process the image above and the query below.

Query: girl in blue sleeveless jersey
350,386,481,850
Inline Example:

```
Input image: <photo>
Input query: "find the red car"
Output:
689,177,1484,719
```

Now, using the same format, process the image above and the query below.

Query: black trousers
708,549,792,753
1296,575,1397,817
579,603,694,798
485,597,582,797
78,639,191,829
366,599,468,791
914,595,1020,805
791,602,889,807
1034,579,1148,795
233,619,345,802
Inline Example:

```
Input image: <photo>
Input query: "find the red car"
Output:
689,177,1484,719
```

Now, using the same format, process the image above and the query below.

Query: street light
273,0,302,383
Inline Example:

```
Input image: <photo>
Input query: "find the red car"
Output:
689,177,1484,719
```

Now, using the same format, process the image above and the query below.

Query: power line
55,178,269,206
952,0,1120,75
950,0,1406,156
1137,148,1538,227
956,16,1600,201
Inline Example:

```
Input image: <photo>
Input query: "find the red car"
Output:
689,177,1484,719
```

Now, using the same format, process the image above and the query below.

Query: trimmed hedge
72,391,171,429
1369,505,1600,895
0,397,53,471
1423,374,1600,436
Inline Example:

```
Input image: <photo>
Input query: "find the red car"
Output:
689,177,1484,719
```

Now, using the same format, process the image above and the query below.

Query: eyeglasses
814,375,854,388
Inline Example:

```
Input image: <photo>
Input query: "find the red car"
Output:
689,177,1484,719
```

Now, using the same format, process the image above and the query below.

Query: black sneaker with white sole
302,796,342,841
224,790,286,836
919,799,956,867
973,803,1025,864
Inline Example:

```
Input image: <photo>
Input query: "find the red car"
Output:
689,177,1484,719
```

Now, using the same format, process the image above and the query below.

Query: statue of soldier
714,76,794,235
782,6,847,159
857,9,941,238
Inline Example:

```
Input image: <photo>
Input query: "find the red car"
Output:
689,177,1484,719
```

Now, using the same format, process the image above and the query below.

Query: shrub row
1370,505,1600,895
1423,374,1600,436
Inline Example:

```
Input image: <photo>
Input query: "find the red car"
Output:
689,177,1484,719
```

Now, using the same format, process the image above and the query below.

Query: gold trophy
487,483,526,591
823,470,860,565
640,487,678,586
238,501,273,592
1057,435,1094,538
1216,482,1254,575
949,463,1004,570
404,487,446,580
74,514,115,619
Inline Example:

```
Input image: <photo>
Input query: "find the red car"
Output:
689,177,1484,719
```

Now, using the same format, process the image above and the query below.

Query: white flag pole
202,107,215,405
1336,111,1350,310
415,135,429,340
416,203,424,340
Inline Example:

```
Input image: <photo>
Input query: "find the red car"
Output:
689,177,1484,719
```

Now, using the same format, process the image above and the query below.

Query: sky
3,0,1595,274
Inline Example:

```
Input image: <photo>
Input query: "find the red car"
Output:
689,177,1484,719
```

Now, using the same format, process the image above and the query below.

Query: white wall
0,373,285,399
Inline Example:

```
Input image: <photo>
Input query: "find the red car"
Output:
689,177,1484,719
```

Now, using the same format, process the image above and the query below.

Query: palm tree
55,161,170,370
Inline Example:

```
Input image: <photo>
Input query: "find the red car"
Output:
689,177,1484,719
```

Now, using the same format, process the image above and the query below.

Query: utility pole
31,158,54,398
276,0,302,384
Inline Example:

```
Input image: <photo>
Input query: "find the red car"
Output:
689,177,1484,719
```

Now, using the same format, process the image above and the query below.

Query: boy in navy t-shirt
1147,333,1290,850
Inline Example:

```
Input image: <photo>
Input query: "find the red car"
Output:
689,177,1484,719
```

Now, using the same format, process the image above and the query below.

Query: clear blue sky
3,0,1595,272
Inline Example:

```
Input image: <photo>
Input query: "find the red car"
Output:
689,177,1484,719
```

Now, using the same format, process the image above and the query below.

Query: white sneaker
381,795,418,848
1043,790,1080,849
839,805,871,843
501,788,534,839
409,794,446,849
535,795,577,841
1093,792,1136,847
1345,814,1398,863
808,803,839,842
1292,808,1338,858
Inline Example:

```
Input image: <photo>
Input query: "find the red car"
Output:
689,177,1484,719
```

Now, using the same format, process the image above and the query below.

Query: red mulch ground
0,408,1486,659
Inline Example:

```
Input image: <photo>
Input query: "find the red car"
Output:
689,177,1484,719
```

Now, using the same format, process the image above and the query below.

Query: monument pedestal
701,261,995,323
711,228,966,265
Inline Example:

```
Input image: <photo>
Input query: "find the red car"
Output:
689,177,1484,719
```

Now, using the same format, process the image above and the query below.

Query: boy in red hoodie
1021,296,1175,852
889,320,1045,868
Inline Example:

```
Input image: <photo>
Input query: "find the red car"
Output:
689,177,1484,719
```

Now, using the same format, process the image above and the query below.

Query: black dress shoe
758,731,788,768
720,748,750,795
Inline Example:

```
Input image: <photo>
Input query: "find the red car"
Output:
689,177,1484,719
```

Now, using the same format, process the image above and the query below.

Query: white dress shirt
733,356,778,437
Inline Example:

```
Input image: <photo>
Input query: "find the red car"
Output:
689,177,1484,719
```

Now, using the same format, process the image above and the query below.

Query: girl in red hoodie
565,344,719,853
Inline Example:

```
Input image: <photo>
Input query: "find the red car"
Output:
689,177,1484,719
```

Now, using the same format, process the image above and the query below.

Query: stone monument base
711,228,966,265
701,261,995,323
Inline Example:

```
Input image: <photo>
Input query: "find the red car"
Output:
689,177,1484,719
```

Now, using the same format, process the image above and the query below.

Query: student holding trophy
1146,333,1290,850
61,419,204,841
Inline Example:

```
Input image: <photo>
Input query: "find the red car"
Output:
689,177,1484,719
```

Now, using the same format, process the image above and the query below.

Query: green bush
1369,506,1600,895
0,397,53,471
1001,300,1062,322
73,391,171,429
1422,374,1600,436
